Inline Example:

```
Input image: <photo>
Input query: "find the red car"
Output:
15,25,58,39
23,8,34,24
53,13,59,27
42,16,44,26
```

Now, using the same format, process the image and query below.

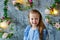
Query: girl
24,9,48,40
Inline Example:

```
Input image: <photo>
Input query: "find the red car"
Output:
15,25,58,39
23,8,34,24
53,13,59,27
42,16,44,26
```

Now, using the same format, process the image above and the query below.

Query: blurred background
0,0,60,40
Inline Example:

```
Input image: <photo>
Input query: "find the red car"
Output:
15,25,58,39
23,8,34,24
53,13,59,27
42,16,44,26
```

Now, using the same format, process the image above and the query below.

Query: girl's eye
31,18,33,20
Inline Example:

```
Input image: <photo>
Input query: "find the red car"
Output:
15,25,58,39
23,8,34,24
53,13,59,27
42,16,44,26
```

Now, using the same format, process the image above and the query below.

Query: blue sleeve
43,29,48,40
23,25,31,40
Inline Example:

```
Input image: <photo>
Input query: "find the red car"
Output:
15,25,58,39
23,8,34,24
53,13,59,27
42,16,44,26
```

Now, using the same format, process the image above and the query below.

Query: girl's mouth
33,23,37,24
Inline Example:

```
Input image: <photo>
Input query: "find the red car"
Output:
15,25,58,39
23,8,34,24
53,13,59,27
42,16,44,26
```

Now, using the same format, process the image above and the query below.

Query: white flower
2,33,8,39
45,18,49,23
12,1,16,5
45,9,50,14
54,22,60,29
15,7,19,10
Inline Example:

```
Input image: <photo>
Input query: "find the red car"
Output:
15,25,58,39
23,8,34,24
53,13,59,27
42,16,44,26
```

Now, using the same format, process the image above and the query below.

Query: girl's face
29,12,40,27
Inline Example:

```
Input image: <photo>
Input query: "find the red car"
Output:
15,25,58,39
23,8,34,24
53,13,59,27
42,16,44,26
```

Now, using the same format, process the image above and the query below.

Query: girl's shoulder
25,25,31,31
24,25,31,33
24,25,31,37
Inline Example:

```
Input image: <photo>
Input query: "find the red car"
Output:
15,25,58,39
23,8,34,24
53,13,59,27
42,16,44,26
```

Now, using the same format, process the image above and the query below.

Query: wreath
12,0,34,11
45,0,60,30
0,0,14,39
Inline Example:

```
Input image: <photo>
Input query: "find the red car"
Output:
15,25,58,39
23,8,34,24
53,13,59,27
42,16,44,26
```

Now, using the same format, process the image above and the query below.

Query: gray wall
0,0,60,40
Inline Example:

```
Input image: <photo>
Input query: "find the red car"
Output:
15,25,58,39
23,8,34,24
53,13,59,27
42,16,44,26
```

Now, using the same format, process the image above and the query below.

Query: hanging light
53,8,58,15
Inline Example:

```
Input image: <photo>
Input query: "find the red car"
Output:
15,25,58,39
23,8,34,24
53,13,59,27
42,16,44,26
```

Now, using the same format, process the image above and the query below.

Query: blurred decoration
45,0,60,16
45,9,50,14
0,20,8,29
50,8,58,15
55,0,60,4
0,0,15,39
45,0,60,30
4,0,8,18
54,22,60,30
45,7,59,16
12,0,34,11
16,0,26,4
0,16,14,39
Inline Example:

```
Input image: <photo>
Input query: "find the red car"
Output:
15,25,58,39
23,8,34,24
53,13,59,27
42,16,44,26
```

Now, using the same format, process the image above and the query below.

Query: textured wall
0,0,4,18
0,0,60,40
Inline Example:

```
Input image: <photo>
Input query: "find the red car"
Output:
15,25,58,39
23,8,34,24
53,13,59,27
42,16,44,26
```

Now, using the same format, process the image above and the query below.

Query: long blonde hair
28,9,46,40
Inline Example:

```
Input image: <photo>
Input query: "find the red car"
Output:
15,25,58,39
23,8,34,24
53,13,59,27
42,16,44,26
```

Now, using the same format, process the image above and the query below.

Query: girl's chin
32,24,37,26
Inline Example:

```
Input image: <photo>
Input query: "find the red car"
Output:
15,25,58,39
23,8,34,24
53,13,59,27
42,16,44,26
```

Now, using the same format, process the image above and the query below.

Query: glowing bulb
0,21,8,29
53,9,58,15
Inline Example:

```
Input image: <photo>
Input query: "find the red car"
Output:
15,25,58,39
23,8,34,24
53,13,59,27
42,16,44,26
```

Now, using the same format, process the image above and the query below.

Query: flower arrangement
12,0,34,11
45,15,60,30
45,0,60,30
0,0,15,39
0,17,14,39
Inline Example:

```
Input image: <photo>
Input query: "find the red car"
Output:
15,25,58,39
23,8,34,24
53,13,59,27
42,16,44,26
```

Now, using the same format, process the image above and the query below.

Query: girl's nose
33,19,36,23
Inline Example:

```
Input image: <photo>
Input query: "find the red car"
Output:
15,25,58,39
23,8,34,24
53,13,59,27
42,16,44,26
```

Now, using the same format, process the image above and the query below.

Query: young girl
24,9,48,40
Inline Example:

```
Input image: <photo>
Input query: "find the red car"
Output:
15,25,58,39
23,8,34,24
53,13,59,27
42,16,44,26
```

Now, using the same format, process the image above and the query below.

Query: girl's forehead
30,12,39,15
29,13,39,17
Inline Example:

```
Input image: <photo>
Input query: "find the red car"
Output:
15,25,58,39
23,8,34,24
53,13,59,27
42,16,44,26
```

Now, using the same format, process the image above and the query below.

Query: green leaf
7,33,13,38
45,16,50,19
51,4,56,8
0,32,4,38
0,19,2,22
0,33,2,38
4,0,8,18
10,27,14,30
58,28,60,30
55,0,60,3
4,0,8,6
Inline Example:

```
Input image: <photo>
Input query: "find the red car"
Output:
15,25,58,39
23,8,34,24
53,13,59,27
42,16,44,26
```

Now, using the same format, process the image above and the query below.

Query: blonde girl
24,9,48,40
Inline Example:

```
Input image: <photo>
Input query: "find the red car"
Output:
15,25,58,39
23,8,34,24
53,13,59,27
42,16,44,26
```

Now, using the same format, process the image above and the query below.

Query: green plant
4,0,8,18
14,1,34,11
55,0,60,3
51,3,56,8
7,33,13,38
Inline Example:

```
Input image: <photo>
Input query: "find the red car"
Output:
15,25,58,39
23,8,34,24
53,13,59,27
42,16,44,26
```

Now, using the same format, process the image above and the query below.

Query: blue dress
23,25,48,40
